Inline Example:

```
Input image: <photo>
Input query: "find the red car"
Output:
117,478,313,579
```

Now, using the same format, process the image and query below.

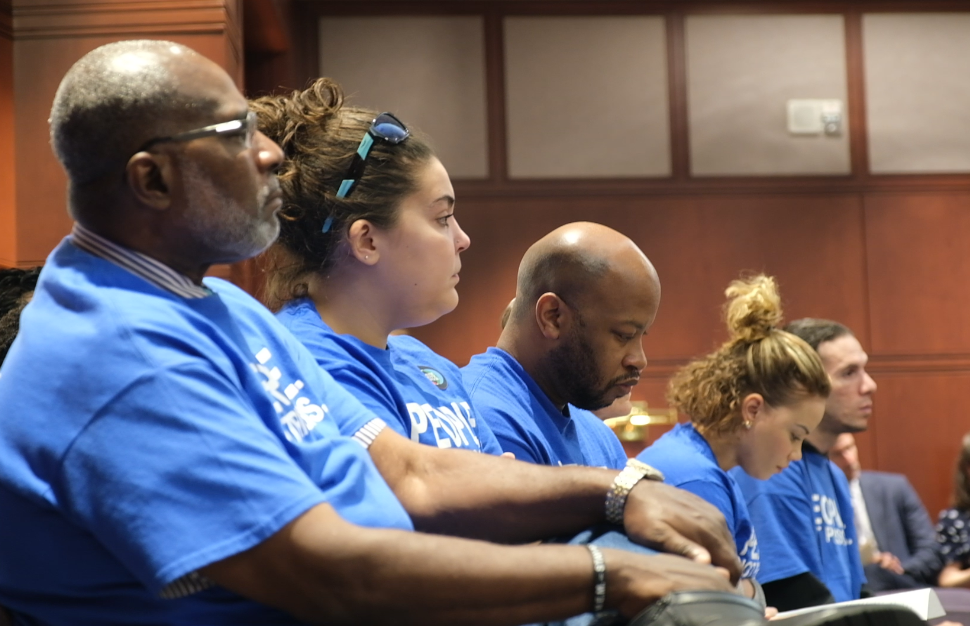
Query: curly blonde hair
667,274,831,435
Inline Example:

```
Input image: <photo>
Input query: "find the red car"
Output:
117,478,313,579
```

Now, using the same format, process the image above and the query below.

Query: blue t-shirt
0,240,413,625
276,298,502,454
638,423,760,579
462,347,628,469
732,444,865,602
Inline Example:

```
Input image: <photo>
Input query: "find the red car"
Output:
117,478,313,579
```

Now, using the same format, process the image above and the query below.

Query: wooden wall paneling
864,192,970,356
0,0,15,267
7,0,244,270
413,193,869,366
483,9,507,184
864,370,970,520
242,0,298,97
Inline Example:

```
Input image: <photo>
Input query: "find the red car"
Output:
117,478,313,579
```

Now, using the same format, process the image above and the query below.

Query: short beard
181,159,280,264
544,328,612,411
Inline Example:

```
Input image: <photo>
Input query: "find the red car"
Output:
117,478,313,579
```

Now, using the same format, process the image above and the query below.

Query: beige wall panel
864,14,970,174
503,16,670,179
318,16,488,180
686,15,850,176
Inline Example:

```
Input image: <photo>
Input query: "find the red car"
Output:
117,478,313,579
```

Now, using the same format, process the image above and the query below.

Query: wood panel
414,193,869,365
0,1,15,267
865,193,970,356
2,0,243,267
865,371,970,519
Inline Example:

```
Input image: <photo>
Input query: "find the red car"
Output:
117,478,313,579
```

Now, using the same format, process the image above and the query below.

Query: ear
535,292,569,340
740,393,765,427
125,152,172,211
347,219,379,265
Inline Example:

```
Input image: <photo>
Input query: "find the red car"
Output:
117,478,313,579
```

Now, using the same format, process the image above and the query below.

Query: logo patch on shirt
419,366,448,390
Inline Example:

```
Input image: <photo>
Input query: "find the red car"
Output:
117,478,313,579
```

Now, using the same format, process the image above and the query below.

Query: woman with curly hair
936,433,970,587
249,79,502,455
637,274,830,602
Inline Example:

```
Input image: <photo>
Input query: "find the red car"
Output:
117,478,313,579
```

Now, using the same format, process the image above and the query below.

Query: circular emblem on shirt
418,366,448,390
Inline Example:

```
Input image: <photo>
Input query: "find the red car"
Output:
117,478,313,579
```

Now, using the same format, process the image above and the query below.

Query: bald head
501,222,662,411
50,40,226,187
513,222,659,321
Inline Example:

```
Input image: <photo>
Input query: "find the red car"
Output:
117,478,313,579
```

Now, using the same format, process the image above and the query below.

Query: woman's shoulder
388,335,460,371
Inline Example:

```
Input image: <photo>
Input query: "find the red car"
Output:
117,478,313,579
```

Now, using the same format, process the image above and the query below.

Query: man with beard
732,319,877,610
463,222,660,470
0,42,741,625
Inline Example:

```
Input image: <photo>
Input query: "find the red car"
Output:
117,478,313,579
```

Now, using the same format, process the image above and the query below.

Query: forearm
368,429,742,581
938,563,970,588
204,504,614,625
370,430,613,542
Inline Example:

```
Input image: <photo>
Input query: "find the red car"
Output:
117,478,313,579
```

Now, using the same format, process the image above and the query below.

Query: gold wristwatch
605,458,665,525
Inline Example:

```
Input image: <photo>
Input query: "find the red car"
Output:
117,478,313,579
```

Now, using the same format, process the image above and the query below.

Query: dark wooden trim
295,0,319,85
244,0,289,54
12,1,232,39
844,9,869,179
296,1,970,16
0,0,12,39
665,11,688,180
483,9,507,183
452,174,970,200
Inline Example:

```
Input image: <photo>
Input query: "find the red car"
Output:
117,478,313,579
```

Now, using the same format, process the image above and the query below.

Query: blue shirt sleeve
60,361,327,593
326,359,410,439
486,408,550,464
678,479,736,527
474,416,505,456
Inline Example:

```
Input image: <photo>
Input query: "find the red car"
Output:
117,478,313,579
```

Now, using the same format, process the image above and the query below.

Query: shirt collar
70,223,211,299
802,439,822,456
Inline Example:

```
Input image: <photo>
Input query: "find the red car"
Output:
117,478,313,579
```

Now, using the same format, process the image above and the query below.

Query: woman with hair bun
250,79,501,455
637,274,831,603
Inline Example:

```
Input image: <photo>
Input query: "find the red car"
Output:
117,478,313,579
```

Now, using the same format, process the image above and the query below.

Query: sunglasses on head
334,112,410,200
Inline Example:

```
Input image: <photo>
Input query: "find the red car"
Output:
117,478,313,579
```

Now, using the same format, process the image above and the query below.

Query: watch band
587,544,607,613
605,458,665,525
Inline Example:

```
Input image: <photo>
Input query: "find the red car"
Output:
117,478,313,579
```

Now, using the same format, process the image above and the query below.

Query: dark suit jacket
859,470,943,584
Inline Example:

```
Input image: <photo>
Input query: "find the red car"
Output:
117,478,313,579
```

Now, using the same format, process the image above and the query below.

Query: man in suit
829,433,943,591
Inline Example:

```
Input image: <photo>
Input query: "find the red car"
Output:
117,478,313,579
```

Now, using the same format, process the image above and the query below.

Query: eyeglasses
335,112,410,199
135,111,258,153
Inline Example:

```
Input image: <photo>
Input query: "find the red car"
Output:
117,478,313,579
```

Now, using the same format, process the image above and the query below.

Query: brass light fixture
604,401,678,443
